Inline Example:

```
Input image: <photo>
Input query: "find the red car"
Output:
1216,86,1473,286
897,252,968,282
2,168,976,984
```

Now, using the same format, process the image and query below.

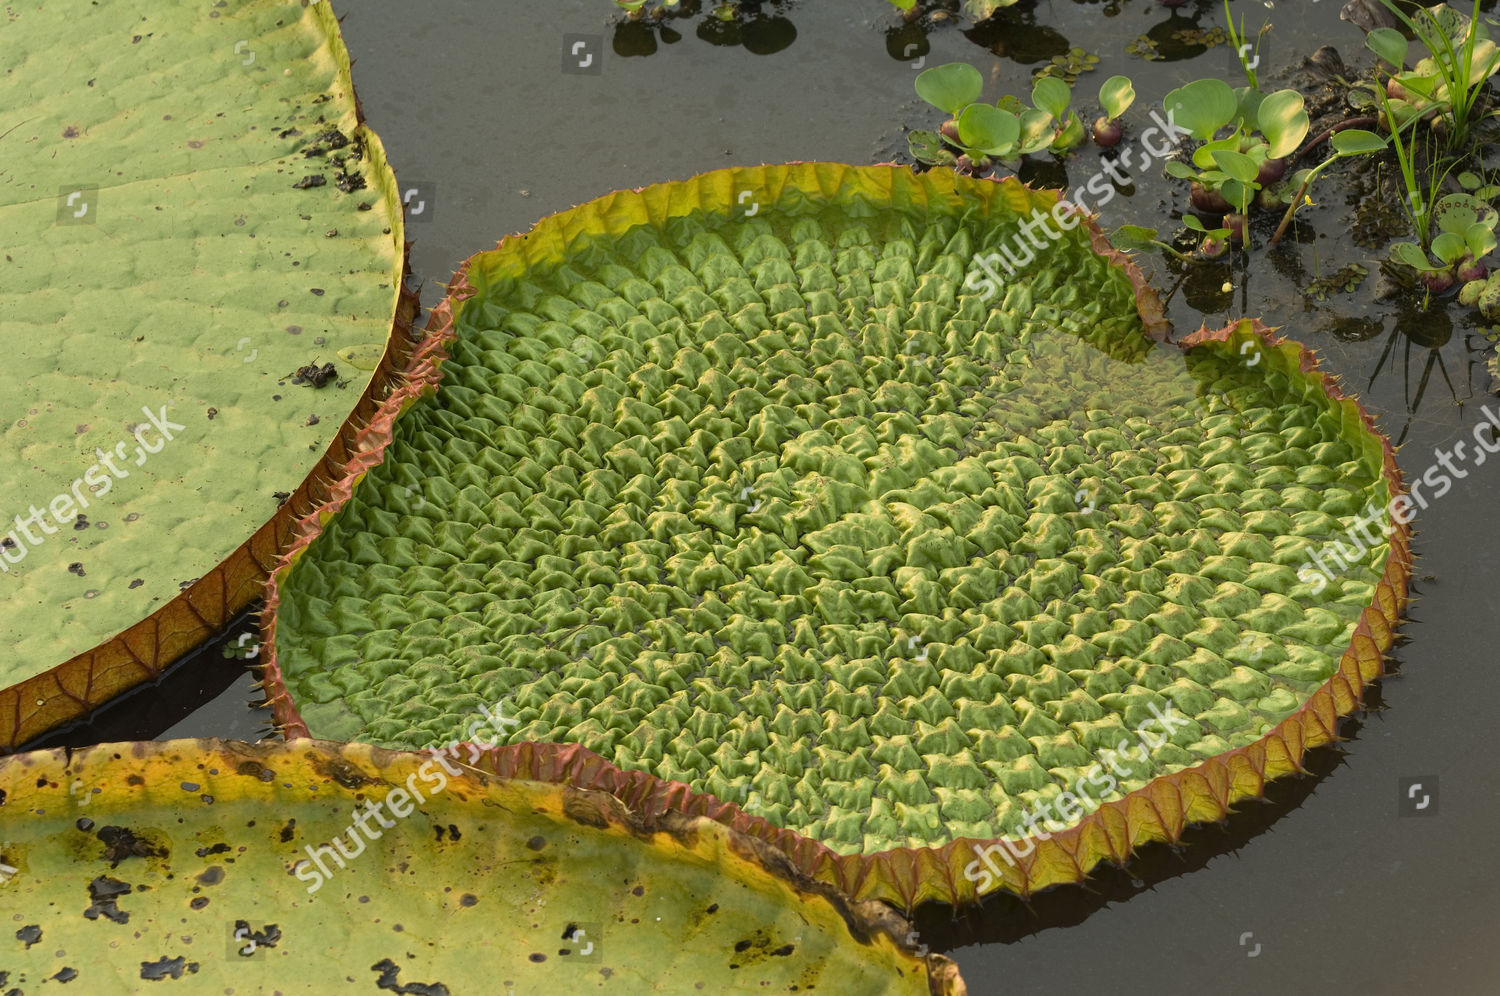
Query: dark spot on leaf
292,175,325,189
734,940,752,952
128,578,144,589
84,876,131,924
195,843,229,858
631,885,644,896
525,836,546,851
76,817,94,832
62,126,79,138
279,820,296,843
138,956,197,981
196,866,224,886
52,966,78,982
236,761,276,783
528,953,546,963
68,562,85,576
233,920,281,954
15,924,41,948
96,826,163,866
771,944,794,956
459,894,477,907
189,896,209,910
370,957,450,995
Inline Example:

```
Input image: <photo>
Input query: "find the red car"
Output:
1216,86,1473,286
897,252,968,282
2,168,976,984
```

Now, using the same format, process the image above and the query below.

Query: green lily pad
0,739,959,993
263,163,1407,907
0,0,416,748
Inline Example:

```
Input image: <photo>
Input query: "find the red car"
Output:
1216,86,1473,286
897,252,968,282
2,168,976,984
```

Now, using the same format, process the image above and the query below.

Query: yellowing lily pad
0,738,962,993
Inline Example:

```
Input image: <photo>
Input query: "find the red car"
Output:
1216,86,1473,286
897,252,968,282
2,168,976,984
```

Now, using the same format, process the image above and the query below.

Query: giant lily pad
0,739,960,993
262,163,1408,907
0,0,418,748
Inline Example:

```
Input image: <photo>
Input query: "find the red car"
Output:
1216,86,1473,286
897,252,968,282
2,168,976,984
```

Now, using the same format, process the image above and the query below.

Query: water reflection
611,0,798,57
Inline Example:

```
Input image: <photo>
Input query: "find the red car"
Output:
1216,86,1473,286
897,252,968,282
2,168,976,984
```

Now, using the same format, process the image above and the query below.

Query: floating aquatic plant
261,163,1408,907
0,0,416,751
0,738,960,993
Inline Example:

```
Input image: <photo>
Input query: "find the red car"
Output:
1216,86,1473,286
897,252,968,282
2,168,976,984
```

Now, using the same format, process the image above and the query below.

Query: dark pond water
27,0,1500,992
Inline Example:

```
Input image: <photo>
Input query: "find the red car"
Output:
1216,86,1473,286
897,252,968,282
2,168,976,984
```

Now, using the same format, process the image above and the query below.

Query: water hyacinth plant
908,61,1101,175
1355,0,1500,152
1160,78,1310,250
1393,191,1499,293
1092,75,1137,148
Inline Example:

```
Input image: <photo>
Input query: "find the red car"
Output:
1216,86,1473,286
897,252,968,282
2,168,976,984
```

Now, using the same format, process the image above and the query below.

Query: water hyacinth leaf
1257,90,1310,159
1163,78,1238,140
908,129,948,164
916,62,984,115
1433,192,1497,236
1099,75,1136,120
1049,112,1086,151
0,0,416,750
1466,223,1497,261
1017,108,1060,154
264,163,1407,907
1164,160,1199,180
1392,241,1433,269
1192,133,1241,170
1366,27,1409,68
1330,128,1388,156
965,0,1022,20
0,739,961,994
1235,86,1264,130
1432,231,1468,264
1220,178,1253,211
958,104,1020,155
1211,149,1261,185
1031,75,1072,121
1110,224,1161,252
